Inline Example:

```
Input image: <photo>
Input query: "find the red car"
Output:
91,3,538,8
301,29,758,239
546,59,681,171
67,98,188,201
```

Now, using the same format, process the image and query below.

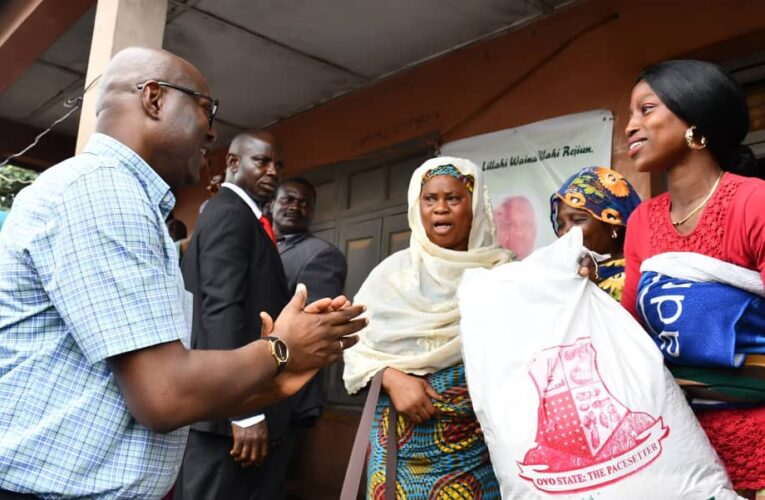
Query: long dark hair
638,59,754,174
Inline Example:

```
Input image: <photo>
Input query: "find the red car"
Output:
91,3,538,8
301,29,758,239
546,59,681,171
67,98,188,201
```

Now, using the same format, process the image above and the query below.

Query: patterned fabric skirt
366,363,500,499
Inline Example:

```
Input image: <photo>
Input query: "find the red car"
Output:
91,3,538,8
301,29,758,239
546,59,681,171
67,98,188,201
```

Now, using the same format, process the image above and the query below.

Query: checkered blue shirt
0,134,192,499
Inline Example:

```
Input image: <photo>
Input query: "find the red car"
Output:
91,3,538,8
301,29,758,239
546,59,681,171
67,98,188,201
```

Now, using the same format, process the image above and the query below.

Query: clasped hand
261,283,365,372
255,284,365,400
382,367,443,425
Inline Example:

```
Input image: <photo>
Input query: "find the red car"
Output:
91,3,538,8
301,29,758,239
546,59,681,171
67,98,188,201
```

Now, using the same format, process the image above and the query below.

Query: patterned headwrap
550,166,641,235
421,163,475,193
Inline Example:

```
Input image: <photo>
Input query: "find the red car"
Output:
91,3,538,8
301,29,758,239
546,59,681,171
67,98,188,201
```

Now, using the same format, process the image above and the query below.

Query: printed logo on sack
518,338,669,494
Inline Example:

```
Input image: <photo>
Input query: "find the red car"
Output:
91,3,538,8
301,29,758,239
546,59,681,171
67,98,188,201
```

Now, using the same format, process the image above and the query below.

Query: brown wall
266,0,765,196
177,1,765,232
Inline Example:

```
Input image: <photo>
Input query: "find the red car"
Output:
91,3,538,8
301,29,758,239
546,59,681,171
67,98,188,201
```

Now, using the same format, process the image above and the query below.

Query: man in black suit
176,131,300,500
272,178,348,425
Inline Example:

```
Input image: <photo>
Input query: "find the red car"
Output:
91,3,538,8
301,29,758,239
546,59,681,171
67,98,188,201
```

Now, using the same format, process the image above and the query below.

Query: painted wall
265,0,765,200
178,0,765,231
178,1,765,232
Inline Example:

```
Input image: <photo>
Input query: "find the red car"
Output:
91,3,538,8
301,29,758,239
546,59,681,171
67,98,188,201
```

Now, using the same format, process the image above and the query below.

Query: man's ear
139,81,163,121
225,153,238,172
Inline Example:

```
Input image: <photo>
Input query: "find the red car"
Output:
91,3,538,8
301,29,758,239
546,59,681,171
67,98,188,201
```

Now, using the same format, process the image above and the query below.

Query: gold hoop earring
685,126,707,150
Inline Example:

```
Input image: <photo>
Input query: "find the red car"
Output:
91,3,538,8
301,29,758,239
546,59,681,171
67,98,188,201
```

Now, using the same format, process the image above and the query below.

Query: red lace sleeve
742,184,765,285
621,204,648,319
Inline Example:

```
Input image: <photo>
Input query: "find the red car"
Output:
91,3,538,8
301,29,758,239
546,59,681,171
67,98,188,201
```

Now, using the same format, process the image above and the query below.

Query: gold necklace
671,171,723,227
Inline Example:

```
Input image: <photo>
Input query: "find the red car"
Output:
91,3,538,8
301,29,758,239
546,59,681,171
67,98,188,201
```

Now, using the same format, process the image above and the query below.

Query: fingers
259,312,274,338
284,283,308,313
237,440,252,466
339,334,359,350
402,410,422,425
230,426,270,468
241,436,268,468
304,297,332,314
304,295,351,314
230,425,249,465
423,397,438,418
403,405,432,425
229,427,243,458
324,304,366,326
395,381,440,426
328,318,368,339
330,295,350,310
578,254,597,279
423,383,443,402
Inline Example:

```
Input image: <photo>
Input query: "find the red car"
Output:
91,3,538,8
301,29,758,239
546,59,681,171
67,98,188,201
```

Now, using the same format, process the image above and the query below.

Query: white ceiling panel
38,5,96,74
163,9,367,133
194,0,548,78
23,95,83,138
0,62,82,123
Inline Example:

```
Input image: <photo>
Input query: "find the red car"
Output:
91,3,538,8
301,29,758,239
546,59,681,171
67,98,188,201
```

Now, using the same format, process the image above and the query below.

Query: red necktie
259,215,277,246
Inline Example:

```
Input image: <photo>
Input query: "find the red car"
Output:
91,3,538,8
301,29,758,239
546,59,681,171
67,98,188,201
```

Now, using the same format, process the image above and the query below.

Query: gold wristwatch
262,336,289,375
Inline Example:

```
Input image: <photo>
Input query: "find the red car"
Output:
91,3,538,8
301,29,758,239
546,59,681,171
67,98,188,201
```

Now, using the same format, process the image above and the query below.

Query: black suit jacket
181,187,293,440
278,232,347,424
278,232,347,303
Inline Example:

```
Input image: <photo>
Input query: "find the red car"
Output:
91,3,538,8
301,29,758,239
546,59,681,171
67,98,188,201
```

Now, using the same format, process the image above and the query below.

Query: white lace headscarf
343,156,511,394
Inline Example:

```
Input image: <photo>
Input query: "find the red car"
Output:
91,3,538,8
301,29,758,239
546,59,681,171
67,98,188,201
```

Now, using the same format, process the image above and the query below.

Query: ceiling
0,0,574,145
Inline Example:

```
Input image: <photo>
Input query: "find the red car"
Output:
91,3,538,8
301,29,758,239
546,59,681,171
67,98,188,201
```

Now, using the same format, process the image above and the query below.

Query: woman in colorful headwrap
343,157,510,499
550,166,641,302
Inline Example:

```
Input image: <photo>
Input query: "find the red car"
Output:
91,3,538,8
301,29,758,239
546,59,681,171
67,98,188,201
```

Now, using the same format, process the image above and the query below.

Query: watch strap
263,336,288,375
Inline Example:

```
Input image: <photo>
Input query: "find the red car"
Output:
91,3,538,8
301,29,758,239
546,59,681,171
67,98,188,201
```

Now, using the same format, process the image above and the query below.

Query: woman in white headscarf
343,157,510,499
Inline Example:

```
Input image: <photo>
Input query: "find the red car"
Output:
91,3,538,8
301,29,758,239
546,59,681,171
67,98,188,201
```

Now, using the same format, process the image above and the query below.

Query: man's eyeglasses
136,80,218,129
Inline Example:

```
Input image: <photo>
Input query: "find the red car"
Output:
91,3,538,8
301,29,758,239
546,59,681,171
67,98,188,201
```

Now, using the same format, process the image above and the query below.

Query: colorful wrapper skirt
366,363,500,499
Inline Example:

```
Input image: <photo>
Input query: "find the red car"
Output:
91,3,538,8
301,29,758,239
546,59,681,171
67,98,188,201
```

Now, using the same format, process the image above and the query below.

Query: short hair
278,177,317,203
638,59,752,173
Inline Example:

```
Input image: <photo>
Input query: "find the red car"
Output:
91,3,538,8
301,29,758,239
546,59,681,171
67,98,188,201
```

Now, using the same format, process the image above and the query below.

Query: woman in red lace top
622,60,765,496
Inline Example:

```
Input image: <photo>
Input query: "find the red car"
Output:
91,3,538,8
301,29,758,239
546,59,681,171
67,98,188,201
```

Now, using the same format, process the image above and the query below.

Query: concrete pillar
76,0,168,153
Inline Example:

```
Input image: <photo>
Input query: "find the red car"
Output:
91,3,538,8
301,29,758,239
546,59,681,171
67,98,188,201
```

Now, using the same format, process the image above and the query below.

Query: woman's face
555,202,617,255
625,80,689,173
419,175,473,251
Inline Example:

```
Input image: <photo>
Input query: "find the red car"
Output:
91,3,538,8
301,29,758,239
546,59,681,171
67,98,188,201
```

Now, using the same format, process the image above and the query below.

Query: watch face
273,339,288,361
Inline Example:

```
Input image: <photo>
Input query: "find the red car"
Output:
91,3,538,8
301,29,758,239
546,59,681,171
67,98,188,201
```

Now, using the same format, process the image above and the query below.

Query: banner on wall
441,110,613,258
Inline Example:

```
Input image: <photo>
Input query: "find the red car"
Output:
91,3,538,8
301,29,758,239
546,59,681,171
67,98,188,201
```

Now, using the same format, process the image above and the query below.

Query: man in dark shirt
272,177,348,425
273,177,347,303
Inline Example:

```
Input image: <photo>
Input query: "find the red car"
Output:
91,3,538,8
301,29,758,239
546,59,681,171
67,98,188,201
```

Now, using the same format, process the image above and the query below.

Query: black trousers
174,428,297,500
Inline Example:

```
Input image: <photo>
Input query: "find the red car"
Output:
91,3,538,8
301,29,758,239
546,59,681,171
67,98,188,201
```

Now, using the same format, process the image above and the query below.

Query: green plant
0,165,38,211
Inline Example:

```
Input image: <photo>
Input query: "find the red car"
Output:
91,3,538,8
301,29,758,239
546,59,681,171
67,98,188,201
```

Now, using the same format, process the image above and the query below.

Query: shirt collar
220,182,263,218
84,133,176,219
278,231,309,245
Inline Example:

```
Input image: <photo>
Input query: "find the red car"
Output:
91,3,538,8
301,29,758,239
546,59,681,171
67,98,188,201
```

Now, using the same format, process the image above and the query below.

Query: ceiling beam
0,0,96,94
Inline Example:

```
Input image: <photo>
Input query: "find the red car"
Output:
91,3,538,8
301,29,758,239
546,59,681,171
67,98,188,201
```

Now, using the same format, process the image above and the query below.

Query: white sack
458,228,737,499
